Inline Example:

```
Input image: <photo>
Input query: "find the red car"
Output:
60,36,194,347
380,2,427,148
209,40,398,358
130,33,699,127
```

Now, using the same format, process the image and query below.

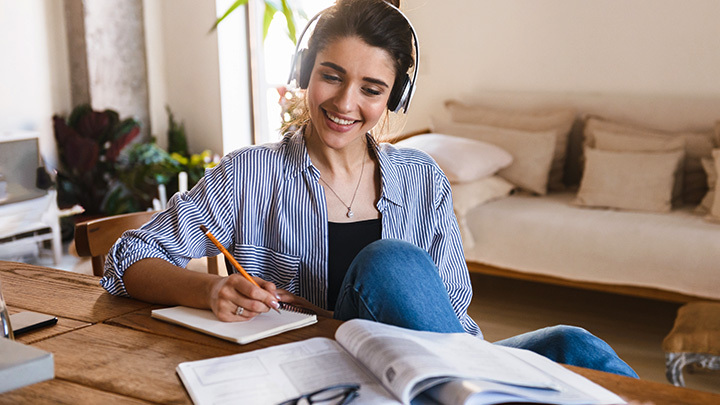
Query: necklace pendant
347,209,354,218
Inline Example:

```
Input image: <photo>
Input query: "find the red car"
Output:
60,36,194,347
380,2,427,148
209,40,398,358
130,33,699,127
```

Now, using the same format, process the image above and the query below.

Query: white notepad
151,304,317,345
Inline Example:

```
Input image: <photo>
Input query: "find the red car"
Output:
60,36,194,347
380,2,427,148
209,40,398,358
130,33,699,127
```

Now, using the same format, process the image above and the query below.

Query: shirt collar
372,137,403,208
284,129,315,180
283,128,404,207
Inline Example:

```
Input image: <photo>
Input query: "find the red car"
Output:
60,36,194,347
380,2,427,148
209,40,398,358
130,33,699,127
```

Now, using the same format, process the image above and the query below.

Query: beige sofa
401,92,720,302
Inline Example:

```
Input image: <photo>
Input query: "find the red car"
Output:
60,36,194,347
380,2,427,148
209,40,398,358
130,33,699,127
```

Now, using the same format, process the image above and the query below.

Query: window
249,0,334,144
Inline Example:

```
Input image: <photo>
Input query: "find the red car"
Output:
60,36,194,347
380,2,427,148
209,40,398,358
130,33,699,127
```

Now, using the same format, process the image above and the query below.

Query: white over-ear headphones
286,2,420,114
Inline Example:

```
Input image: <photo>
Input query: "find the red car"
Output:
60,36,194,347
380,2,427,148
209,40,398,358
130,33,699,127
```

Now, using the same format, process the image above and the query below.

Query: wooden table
1,261,719,405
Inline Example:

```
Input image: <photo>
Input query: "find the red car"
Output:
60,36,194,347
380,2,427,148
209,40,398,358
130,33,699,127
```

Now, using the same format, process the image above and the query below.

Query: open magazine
176,319,625,405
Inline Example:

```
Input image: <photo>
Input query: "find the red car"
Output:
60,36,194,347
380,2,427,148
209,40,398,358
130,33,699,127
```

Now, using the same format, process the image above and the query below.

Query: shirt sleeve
428,171,483,338
100,155,239,297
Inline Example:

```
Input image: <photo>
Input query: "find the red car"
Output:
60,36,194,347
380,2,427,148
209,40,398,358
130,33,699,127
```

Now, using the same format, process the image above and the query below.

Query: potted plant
53,104,141,216
105,107,220,214
213,0,299,44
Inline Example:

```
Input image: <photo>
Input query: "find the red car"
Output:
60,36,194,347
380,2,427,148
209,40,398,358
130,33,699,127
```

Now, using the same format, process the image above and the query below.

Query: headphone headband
287,1,419,114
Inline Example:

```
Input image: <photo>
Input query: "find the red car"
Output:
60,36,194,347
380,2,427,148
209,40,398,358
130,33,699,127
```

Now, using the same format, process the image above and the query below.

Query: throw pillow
583,116,715,204
450,175,516,218
695,157,716,215
432,120,557,195
574,147,684,213
444,100,575,191
594,129,686,152
593,129,686,205
394,133,513,183
708,149,720,223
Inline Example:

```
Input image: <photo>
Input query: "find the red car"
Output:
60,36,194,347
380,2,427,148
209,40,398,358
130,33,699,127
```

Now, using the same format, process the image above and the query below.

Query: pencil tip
199,225,208,233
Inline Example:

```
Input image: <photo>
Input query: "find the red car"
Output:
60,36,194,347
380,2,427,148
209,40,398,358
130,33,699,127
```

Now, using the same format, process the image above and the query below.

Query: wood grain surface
567,365,720,405
3,261,720,404
8,306,90,344
33,323,220,404
0,261,150,322
0,379,153,405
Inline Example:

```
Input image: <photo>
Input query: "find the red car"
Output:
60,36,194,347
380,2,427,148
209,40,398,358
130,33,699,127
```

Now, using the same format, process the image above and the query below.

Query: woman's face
305,36,396,151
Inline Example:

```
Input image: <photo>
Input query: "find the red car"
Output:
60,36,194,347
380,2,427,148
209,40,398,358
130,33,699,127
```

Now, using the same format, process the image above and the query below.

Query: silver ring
235,306,244,316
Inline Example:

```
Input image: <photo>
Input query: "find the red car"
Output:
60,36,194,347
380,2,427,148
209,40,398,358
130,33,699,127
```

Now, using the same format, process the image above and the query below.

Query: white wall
403,0,720,132
0,0,245,174
144,0,254,155
143,0,224,155
0,0,70,170
3,0,719,168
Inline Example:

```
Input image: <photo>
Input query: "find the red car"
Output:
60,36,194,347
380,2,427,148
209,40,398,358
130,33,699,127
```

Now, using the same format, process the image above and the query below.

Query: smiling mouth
324,110,358,126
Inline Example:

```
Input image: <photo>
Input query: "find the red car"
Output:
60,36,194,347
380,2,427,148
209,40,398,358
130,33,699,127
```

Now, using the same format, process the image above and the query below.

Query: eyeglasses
277,383,360,405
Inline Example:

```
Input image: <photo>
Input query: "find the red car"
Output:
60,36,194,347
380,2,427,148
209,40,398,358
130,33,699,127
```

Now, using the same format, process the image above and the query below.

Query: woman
102,0,636,377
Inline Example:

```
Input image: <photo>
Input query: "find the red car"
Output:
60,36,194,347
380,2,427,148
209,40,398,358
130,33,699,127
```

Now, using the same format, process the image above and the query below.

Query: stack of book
0,338,54,394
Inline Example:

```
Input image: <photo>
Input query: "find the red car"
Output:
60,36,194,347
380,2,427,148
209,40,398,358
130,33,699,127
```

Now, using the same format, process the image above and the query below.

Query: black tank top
327,219,382,310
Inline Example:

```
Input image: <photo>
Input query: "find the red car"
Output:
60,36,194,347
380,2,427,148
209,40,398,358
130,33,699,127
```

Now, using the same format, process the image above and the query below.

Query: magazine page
335,319,623,405
176,337,400,405
424,345,625,405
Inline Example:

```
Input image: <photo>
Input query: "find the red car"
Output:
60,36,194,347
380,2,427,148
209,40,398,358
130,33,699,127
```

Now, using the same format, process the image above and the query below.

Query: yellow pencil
199,225,281,314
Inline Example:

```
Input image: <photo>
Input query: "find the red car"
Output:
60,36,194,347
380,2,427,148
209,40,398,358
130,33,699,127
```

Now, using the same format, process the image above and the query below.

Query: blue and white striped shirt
101,131,481,336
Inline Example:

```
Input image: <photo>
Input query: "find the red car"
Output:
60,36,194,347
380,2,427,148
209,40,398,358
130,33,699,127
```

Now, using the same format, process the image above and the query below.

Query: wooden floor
29,248,720,395
467,272,720,394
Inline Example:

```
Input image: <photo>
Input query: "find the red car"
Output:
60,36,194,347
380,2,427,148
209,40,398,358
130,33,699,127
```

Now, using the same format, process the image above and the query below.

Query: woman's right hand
209,274,281,322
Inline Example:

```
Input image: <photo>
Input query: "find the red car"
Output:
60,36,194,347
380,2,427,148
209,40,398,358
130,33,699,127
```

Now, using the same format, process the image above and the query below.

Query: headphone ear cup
298,50,314,89
387,74,411,113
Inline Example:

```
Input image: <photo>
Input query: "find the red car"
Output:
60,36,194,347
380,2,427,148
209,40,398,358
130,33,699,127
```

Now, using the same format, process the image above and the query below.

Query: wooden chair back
74,211,219,277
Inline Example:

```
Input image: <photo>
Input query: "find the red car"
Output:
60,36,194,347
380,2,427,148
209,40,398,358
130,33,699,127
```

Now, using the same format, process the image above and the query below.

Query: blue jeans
333,239,638,378
494,326,638,378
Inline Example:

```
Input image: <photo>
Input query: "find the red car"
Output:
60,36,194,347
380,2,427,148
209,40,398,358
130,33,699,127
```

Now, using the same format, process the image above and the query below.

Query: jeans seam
355,286,379,323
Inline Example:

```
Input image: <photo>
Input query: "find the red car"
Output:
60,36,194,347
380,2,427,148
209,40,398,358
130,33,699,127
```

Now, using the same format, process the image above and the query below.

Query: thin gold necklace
319,153,366,218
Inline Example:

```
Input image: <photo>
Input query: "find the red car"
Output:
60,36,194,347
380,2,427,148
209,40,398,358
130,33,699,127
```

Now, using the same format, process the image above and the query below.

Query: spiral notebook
151,303,317,345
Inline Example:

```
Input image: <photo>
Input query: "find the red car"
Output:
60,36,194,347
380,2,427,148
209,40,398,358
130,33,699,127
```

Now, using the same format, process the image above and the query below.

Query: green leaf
210,0,250,33
103,109,120,128
166,106,189,156
263,2,279,41
67,104,92,128
113,118,141,139
280,0,296,44
212,0,298,44
102,184,141,216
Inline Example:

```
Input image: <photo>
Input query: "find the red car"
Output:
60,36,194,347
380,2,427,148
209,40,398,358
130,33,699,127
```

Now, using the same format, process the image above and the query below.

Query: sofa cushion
584,117,716,204
451,175,516,218
593,129,685,205
451,176,516,249
708,149,720,223
575,147,684,213
432,120,556,195
394,133,513,183
696,157,716,215
444,100,575,191
463,191,720,301
594,129,686,152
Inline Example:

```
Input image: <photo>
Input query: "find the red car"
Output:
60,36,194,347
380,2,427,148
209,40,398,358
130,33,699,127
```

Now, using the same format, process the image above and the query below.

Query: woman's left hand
276,289,334,318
